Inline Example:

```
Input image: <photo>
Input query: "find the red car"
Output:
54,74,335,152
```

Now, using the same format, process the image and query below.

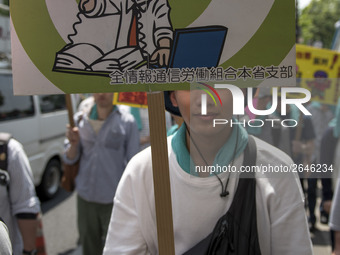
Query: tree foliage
299,0,340,48
0,0,9,16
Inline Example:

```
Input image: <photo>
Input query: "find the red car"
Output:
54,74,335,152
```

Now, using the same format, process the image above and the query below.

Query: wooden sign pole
147,92,175,255
65,94,75,127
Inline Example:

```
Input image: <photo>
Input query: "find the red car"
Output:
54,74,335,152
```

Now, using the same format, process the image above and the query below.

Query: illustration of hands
150,38,171,67
150,48,170,67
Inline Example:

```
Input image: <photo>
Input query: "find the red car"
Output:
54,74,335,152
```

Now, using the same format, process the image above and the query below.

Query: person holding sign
103,88,313,254
63,93,139,255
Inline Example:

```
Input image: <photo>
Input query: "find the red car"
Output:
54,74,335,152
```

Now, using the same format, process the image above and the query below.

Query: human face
170,88,234,138
93,93,114,109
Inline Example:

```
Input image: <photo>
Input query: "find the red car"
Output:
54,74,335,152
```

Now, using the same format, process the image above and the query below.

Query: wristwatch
22,249,37,255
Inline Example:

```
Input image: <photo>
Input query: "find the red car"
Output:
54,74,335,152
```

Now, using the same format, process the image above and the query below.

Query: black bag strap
243,135,257,167
183,135,258,255
240,135,257,178
0,133,12,172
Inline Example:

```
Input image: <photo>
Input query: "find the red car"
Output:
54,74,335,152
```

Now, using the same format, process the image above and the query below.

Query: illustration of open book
149,26,228,69
168,26,228,69
53,26,228,77
53,44,146,75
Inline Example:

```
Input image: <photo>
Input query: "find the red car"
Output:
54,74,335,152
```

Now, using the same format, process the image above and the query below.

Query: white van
0,70,78,199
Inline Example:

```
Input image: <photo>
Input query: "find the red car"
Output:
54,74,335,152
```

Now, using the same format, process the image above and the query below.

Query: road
40,189,332,255
41,190,79,255
311,208,333,255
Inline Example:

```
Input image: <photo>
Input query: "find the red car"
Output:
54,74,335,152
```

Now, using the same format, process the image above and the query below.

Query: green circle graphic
11,0,294,93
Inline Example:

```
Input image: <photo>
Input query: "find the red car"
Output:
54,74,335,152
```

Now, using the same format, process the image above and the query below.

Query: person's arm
17,217,38,253
334,231,340,255
65,124,80,161
8,140,40,254
63,112,83,165
267,176,313,254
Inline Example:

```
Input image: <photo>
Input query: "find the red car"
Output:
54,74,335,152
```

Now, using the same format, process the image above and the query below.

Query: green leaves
299,0,340,48
0,1,9,16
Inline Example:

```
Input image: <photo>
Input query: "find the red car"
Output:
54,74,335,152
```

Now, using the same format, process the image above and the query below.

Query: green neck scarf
171,121,248,176
89,104,115,120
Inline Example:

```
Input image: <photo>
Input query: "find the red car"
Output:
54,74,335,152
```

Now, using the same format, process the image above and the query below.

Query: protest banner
296,44,340,105
10,0,295,94
10,1,296,254
113,92,148,108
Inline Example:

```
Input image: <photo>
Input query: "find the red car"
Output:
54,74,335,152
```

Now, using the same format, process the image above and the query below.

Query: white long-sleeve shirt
103,137,313,254
0,139,40,255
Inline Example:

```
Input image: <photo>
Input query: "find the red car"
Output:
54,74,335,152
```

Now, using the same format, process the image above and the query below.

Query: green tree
0,0,9,16
299,0,340,48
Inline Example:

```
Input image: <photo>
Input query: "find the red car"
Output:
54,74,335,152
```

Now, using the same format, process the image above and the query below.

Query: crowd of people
1,89,340,254
246,89,340,253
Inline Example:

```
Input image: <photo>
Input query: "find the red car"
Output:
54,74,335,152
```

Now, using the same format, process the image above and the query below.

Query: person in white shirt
103,88,313,254
0,137,40,255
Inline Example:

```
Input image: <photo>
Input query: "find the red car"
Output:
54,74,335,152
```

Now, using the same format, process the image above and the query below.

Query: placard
11,0,295,95
296,44,340,105
113,92,148,108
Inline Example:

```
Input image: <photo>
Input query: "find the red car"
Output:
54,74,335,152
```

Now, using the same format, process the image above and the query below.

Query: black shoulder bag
183,135,261,255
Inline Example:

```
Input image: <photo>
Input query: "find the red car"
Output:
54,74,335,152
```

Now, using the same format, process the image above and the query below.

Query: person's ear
169,91,178,107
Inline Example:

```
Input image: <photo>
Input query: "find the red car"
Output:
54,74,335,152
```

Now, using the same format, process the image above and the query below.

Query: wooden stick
147,92,175,255
65,94,75,127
